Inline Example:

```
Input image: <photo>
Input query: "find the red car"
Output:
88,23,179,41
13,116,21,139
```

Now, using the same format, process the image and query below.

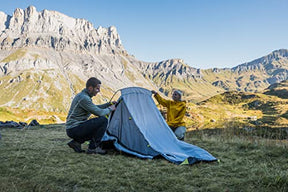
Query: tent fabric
103,87,217,165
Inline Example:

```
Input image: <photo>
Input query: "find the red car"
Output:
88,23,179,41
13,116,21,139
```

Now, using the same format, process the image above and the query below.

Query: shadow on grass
188,123,288,141
264,88,288,99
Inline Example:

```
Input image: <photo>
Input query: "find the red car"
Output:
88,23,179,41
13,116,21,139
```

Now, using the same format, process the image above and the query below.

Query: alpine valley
1,6,288,126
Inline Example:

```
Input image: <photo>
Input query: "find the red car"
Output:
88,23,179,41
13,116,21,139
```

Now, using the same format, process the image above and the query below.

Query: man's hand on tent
111,101,117,105
108,104,116,112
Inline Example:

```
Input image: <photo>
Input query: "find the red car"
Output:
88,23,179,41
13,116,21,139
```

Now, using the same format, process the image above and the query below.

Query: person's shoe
86,147,107,155
67,140,85,153
178,136,185,141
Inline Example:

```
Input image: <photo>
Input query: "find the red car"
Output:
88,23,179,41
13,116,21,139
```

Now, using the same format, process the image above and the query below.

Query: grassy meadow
1,83,288,191
0,124,287,192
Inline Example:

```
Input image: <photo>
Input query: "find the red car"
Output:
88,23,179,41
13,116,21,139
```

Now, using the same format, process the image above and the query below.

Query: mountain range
1,6,288,117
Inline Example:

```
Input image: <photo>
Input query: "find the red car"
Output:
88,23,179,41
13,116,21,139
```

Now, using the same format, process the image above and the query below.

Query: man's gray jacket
66,89,111,129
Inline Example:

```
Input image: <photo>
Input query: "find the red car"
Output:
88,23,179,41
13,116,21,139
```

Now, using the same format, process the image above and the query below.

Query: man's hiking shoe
86,147,107,155
67,140,85,153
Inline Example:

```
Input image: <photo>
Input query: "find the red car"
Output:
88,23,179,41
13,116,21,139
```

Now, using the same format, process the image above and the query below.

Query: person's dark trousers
66,116,108,149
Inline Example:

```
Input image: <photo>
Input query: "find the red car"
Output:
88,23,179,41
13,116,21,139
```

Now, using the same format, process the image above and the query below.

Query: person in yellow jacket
151,90,186,140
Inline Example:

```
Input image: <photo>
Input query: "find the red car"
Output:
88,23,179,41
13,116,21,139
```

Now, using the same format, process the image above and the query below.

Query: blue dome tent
103,87,217,165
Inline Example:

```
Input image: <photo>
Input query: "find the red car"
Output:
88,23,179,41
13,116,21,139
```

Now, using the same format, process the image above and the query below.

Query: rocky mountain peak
0,6,126,55
24,5,37,18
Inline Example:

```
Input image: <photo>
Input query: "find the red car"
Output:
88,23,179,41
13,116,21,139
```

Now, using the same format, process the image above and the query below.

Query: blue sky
1,0,288,69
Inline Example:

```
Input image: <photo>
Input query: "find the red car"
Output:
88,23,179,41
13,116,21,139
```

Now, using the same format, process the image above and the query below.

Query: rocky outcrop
133,58,201,81
0,6,126,55
212,80,229,90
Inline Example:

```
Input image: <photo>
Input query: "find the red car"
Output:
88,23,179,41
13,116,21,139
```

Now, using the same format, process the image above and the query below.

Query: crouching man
66,77,116,154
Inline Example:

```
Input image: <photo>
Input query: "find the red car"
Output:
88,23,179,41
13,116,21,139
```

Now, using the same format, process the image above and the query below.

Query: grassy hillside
202,68,271,91
0,107,67,124
0,70,117,124
185,88,288,130
151,73,224,102
0,70,73,112
0,124,287,191
0,48,27,63
264,80,288,99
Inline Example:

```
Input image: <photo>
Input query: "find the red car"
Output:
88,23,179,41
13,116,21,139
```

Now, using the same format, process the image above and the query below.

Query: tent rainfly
102,87,217,165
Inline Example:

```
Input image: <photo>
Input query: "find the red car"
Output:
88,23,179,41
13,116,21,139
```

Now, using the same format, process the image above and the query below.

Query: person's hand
111,101,117,105
151,90,157,95
108,104,116,111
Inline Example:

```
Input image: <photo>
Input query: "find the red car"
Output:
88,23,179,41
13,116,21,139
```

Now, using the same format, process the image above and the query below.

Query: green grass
1,49,27,63
0,124,287,192
0,107,67,125
0,70,85,114
121,57,137,82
